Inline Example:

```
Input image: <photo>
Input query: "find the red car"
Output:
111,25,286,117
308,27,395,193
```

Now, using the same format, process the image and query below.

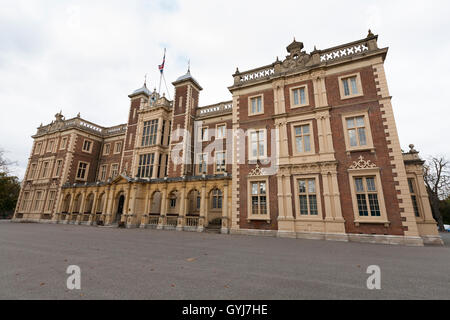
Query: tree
439,196,450,225
0,149,20,219
423,156,450,232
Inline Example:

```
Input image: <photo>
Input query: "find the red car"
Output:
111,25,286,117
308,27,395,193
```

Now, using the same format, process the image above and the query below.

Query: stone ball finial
408,144,418,153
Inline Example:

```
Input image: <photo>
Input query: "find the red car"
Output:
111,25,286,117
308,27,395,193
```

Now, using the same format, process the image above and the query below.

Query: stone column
88,190,99,225
157,187,167,229
152,151,160,179
140,185,151,228
76,190,86,224
64,191,75,224
52,191,64,223
105,186,114,225
156,117,164,146
221,183,229,234
127,184,139,228
198,184,206,232
122,183,131,224
177,186,187,231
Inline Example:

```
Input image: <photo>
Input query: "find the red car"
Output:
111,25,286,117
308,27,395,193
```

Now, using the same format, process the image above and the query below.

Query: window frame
248,128,267,161
215,123,226,140
290,84,309,108
114,141,122,154
407,176,423,219
35,142,43,155
103,143,111,156
110,163,119,178
82,139,93,153
348,169,388,225
293,175,323,220
199,126,209,142
53,159,63,178
60,137,68,150
247,177,270,221
338,73,364,100
197,153,207,175
248,94,264,116
214,151,226,174
341,111,374,152
290,120,315,156
76,161,90,181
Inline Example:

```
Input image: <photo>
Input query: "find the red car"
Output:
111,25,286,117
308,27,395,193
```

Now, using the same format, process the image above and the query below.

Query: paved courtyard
0,222,449,300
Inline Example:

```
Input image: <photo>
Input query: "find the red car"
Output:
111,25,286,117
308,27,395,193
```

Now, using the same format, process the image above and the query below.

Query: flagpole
158,48,166,96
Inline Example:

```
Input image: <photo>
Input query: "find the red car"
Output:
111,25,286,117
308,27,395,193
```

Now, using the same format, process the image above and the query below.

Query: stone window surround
28,162,38,181
248,128,268,161
293,174,323,221
35,141,43,155
341,110,374,153
60,136,68,150
46,139,56,153
45,189,57,213
289,84,310,109
76,161,90,181
32,189,46,213
82,138,93,153
199,126,209,142
247,176,270,221
338,72,364,100
196,153,207,175
347,168,389,225
110,163,119,178
248,94,264,116
290,120,315,156
99,164,108,181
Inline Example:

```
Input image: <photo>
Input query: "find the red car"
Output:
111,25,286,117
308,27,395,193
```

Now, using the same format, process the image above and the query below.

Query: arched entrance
115,195,125,223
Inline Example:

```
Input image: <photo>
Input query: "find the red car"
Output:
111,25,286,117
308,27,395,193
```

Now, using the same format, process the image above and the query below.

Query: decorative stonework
349,156,376,170
248,164,263,176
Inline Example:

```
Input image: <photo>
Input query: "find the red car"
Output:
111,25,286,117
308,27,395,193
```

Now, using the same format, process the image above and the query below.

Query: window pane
300,87,306,104
251,183,258,195
299,180,306,193
356,194,368,216
304,135,311,152
258,141,264,156
302,124,310,134
350,77,358,94
257,97,262,112
356,116,365,127
346,118,355,129
408,179,415,193
251,142,258,157
355,178,364,192
260,196,267,214
260,182,266,194
293,89,299,105
368,194,380,216
309,195,318,215
366,178,376,192
348,129,357,147
411,195,420,217
342,79,350,96
295,126,302,136
299,195,308,215
252,196,259,214
308,180,316,193
295,137,303,153
251,99,256,113
358,128,367,146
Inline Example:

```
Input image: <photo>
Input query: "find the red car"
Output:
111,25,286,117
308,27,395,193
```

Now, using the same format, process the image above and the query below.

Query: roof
128,83,151,98
172,70,203,90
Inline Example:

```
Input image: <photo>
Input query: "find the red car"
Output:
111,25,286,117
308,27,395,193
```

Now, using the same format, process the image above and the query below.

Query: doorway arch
115,194,125,223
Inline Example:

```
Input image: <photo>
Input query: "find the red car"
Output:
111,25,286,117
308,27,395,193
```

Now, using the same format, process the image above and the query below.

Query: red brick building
14,31,442,246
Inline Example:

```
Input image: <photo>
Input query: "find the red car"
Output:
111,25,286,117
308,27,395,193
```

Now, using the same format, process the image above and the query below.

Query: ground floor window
354,176,380,217
211,189,222,209
408,178,421,217
250,181,267,215
298,178,318,215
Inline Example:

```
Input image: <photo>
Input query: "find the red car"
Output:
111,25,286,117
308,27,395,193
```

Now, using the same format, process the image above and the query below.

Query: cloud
0,0,449,179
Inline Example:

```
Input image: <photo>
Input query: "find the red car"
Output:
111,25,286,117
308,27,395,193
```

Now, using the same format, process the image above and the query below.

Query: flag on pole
158,49,166,74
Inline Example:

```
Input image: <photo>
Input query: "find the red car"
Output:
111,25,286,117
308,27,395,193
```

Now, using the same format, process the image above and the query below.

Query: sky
1,0,449,180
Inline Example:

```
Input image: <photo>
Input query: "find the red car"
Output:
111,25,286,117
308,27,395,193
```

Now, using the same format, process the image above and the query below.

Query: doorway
115,195,125,223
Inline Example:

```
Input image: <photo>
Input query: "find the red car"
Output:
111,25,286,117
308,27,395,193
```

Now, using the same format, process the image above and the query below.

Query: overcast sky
1,0,449,179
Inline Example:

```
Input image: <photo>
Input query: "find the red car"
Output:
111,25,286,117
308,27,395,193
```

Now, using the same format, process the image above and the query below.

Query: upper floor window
249,129,266,160
82,139,92,153
46,140,55,153
114,141,122,154
110,163,119,178
339,73,363,99
298,179,318,215
35,142,42,154
76,162,88,180
142,119,159,146
103,143,111,155
60,137,68,150
29,163,37,180
408,178,421,218
249,95,263,116
54,159,63,177
294,124,312,153
40,161,50,178
198,153,207,174
354,177,380,217
216,124,226,139
346,116,367,148
291,85,309,108
215,151,226,173
200,127,208,142
137,153,155,178
99,164,107,181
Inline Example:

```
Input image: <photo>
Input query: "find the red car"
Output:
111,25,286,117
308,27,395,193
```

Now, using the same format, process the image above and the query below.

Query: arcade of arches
54,175,232,232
